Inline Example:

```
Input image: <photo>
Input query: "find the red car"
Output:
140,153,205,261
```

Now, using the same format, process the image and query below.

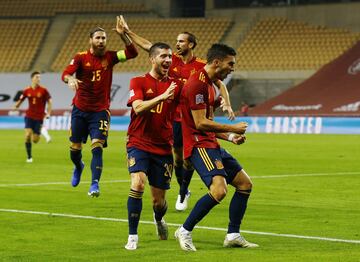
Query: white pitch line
251,171,360,179
0,171,359,187
0,180,130,187
0,208,359,244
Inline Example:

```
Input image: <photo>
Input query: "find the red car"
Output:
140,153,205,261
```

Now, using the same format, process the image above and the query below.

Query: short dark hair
149,42,171,57
89,27,105,38
181,32,197,50
31,71,40,78
206,43,236,64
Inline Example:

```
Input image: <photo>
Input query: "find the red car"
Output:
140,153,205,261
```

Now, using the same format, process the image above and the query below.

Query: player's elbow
194,119,208,131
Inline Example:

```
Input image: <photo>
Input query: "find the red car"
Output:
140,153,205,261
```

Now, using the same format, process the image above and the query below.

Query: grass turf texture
0,130,359,261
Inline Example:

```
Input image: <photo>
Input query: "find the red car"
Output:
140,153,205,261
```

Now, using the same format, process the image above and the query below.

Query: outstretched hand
113,15,130,35
219,96,235,121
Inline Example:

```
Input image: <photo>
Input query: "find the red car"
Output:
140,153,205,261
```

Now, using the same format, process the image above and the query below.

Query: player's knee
174,159,183,168
210,185,227,202
131,173,146,191
183,160,194,171
32,135,40,143
152,196,165,209
91,141,104,150
70,143,82,151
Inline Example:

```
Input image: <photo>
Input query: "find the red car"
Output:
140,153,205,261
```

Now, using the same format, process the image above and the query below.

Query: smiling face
151,47,172,78
90,31,107,56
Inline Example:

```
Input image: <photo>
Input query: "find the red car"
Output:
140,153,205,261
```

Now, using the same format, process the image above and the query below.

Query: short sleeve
127,77,144,107
62,53,81,81
186,80,207,111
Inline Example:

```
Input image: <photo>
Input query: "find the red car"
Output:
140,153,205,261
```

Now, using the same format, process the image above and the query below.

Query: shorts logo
195,94,204,104
128,156,136,167
214,159,224,169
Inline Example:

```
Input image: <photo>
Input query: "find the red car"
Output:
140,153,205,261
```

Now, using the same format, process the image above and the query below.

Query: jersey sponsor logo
129,89,135,98
85,62,91,67
195,94,204,104
101,59,108,69
146,88,154,94
214,159,224,170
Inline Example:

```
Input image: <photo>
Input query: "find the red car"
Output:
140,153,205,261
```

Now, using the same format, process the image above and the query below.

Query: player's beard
176,47,189,56
92,44,106,56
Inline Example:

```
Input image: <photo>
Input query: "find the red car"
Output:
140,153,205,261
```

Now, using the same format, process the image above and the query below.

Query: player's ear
189,42,194,49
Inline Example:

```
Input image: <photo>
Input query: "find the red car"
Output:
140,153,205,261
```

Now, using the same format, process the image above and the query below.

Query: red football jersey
62,45,137,112
127,73,183,155
19,86,51,120
180,68,220,159
169,54,206,122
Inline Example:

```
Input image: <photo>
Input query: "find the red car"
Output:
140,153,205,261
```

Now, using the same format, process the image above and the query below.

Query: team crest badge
214,160,224,169
128,157,136,167
101,59,108,68
37,93,41,98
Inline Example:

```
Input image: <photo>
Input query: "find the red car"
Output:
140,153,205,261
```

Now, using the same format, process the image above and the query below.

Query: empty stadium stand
51,18,232,72
237,17,360,71
0,19,48,72
0,0,146,17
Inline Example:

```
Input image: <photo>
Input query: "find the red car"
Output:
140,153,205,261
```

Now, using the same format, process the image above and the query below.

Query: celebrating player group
58,15,258,251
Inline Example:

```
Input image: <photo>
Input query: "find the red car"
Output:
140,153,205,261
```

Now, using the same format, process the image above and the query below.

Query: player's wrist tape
228,133,235,142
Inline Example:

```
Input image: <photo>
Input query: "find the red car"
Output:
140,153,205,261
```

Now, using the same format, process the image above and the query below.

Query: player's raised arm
113,16,138,60
119,15,152,52
214,79,235,121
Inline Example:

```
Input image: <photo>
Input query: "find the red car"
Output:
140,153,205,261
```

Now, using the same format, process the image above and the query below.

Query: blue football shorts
69,105,110,147
24,117,43,135
189,147,243,188
127,146,173,190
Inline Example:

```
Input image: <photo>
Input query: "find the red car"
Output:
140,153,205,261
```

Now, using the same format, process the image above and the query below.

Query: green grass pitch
0,130,359,261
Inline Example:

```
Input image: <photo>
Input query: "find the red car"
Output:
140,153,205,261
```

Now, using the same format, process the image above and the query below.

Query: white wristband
228,133,235,142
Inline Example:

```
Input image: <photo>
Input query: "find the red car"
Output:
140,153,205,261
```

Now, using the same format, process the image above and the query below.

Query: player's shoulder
194,57,206,65
77,50,88,56
23,86,31,93
130,74,148,85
